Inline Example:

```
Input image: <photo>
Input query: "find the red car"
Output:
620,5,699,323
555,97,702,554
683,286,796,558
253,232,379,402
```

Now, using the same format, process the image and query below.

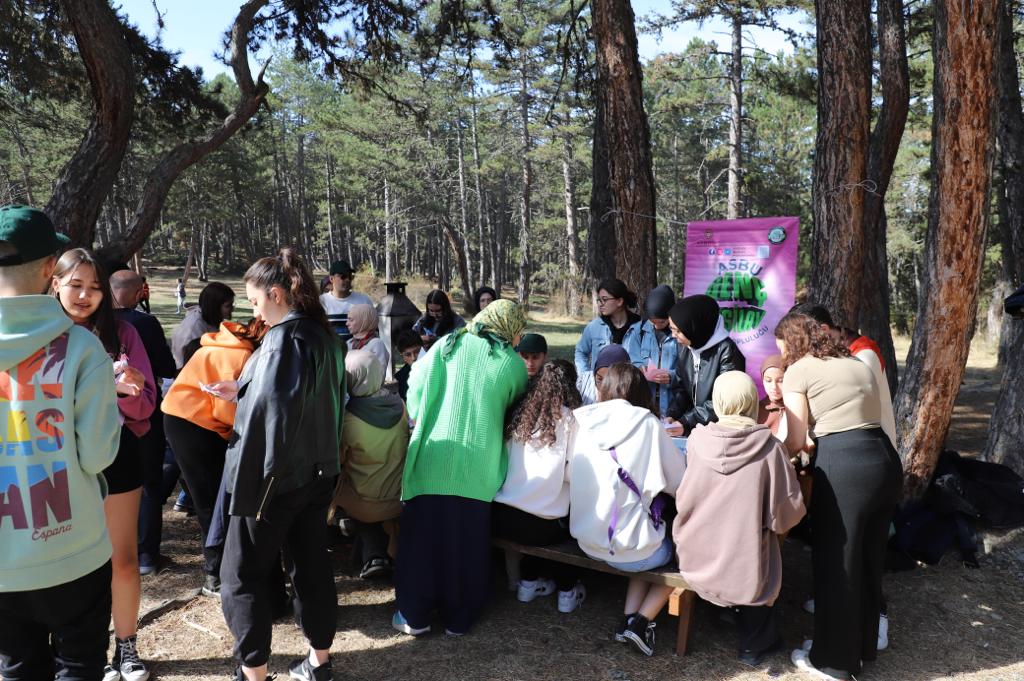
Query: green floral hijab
441,298,527,357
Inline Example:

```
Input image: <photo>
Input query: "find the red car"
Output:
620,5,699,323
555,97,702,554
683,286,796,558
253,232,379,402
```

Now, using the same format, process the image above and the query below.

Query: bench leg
671,589,696,656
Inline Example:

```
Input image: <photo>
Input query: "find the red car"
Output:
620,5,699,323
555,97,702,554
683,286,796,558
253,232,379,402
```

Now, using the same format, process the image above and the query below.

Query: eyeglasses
596,296,619,305
335,273,353,280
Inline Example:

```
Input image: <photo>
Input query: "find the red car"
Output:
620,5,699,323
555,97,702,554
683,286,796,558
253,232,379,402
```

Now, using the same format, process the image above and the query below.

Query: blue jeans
605,535,674,573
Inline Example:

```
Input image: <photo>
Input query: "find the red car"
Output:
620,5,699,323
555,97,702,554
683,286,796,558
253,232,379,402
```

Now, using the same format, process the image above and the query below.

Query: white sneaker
102,665,121,681
803,598,815,614
878,613,889,651
791,648,845,680
557,584,586,613
516,578,556,603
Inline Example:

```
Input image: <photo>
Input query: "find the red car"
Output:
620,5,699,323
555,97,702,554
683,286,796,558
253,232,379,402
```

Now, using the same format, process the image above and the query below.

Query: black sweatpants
809,428,903,678
395,495,491,634
492,503,578,591
0,561,112,681
735,604,778,654
220,476,337,668
164,414,228,577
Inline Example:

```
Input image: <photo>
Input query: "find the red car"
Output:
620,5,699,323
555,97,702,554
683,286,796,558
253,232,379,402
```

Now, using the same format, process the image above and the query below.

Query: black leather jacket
224,312,346,518
665,337,746,431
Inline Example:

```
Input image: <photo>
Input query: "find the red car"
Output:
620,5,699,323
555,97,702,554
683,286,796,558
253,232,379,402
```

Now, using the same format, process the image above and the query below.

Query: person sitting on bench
673,371,805,668
568,362,686,657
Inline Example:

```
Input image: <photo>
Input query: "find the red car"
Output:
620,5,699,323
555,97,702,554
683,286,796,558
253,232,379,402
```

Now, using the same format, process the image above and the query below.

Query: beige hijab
712,371,760,430
346,304,378,340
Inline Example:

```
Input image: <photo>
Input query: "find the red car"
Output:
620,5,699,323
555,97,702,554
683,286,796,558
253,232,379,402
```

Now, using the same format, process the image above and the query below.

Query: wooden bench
494,538,697,656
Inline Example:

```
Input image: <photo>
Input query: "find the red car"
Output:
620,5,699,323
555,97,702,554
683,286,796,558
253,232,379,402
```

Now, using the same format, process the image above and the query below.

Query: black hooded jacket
666,338,746,431
223,311,346,517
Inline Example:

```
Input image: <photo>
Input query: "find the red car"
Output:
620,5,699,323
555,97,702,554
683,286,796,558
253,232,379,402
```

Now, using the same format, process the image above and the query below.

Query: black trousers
492,503,578,591
220,476,337,668
736,604,778,653
809,428,903,678
0,562,112,681
354,521,390,565
138,406,168,563
395,495,491,634
164,414,228,577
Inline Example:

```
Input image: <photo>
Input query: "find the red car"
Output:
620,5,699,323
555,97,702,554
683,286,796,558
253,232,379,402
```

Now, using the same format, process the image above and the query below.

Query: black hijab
669,295,721,349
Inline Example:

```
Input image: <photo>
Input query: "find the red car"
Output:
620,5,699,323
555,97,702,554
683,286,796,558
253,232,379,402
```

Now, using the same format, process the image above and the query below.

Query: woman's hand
115,366,145,397
664,419,686,437
202,380,239,403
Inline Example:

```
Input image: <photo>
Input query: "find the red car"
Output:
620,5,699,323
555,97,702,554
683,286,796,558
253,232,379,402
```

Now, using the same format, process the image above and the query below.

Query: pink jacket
673,422,805,607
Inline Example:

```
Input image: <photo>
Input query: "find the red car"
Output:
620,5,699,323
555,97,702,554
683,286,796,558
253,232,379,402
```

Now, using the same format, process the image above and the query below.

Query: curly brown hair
774,312,851,368
504,358,582,447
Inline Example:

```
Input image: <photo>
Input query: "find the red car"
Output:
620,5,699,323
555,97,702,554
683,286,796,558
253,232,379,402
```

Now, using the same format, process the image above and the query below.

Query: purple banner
683,217,800,397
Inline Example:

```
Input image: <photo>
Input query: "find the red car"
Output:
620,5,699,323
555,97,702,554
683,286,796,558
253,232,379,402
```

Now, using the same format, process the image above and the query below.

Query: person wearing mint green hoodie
393,299,528,637
0,205,121,681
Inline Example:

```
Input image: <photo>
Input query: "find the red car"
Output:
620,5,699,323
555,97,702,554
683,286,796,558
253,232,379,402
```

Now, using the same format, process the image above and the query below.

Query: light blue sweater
0,296,120,591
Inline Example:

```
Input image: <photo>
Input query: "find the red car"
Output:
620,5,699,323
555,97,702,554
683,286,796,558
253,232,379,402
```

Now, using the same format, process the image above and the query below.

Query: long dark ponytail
244,248,331,334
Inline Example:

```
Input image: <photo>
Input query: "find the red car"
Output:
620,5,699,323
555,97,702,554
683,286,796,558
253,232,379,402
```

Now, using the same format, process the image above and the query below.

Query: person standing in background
319,260,372,341
109,270,178,578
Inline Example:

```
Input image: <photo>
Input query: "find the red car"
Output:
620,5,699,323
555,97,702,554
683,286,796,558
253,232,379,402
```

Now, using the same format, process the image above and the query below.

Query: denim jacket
574,315,642,403
624,319,679,416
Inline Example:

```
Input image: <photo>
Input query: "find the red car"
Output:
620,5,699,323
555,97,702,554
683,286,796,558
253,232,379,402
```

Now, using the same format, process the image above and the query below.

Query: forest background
1,0,1023,489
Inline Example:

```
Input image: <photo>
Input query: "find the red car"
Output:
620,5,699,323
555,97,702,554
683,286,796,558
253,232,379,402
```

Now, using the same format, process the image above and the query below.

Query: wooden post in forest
894,0,997,496
591,0,657,302
807,0,873,329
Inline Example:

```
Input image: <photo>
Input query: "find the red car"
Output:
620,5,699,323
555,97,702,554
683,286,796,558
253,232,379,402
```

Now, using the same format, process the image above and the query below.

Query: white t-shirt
494,409,576,519
320,291,373,338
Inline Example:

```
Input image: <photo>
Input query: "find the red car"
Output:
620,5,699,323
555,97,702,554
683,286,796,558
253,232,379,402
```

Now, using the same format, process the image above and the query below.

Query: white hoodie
568,399,687,563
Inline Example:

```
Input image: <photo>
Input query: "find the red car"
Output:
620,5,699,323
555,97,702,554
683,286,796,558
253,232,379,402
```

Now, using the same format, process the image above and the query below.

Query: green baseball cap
0,205,70,266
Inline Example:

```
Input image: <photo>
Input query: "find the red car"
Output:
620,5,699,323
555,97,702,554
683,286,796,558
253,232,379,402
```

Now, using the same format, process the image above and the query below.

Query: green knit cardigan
402,331,528,502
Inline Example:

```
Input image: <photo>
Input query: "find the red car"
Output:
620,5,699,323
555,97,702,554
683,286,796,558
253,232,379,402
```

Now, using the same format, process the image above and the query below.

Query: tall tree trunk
384,175,395,281
727,11,744,220
895,0,997,496
455,120,474,289
48,0,135,246
591,0,657,303
198,221,209,281
984,0,1024,474
858,0,910,395
517,59,533,305
469,86,490,288
110,0,271,261
325,155,337,263
587,88,617,291
808,0,873,328
562,129,582,316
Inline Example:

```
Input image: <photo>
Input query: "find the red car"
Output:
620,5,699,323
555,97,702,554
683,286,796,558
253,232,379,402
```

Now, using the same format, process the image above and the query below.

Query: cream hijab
712,371,760,430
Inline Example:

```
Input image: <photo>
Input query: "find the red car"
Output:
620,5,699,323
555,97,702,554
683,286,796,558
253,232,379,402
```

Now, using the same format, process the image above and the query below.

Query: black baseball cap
0,205,70,266
517,333,548,354
329,260,355,276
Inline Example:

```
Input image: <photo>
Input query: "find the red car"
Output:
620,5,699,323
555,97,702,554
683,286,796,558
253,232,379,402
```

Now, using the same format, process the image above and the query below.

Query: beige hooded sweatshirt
672,371,805,607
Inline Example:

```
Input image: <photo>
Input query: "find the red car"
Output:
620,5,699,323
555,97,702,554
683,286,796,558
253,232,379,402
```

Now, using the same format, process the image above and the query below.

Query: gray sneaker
288,657,332,681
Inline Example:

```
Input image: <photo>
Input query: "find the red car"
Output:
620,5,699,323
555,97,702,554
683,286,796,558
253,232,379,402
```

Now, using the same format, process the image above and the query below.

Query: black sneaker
359,557,393,579
737,638,784,667
614,613,637,643
115,636,150,681
288,657,332,681
202,574,221,599
232,666,276,681
622,614,656,656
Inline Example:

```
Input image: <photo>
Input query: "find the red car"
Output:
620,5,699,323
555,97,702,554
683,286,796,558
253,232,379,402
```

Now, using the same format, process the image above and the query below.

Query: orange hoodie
161,322,256,439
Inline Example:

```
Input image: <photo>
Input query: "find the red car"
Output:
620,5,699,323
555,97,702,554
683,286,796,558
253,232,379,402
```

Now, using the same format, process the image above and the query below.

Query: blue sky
116,0,809,80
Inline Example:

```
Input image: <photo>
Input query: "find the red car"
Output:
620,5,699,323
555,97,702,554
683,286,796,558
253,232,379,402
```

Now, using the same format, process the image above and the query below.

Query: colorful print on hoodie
0,296,120,591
